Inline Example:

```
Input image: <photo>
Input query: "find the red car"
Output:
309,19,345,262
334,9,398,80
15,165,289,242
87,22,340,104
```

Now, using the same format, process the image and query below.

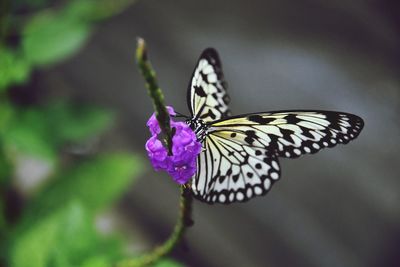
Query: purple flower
145,106,202,184
145,135,168,170
146,106,176,135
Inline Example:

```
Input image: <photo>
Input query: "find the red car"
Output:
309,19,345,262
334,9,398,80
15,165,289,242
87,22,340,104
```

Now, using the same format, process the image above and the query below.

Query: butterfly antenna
174,111,189,119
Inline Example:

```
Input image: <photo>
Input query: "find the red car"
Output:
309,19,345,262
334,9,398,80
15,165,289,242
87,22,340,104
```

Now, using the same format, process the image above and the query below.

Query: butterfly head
186,117,208,142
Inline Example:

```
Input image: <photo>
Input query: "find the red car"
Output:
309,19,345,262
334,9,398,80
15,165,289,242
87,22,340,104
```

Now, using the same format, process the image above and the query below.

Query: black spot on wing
281,130,293,142
244,136,254,145
299,127,315,139
200,72,209,83
285,114,301,124
200,110,217,120
248,115,275,124
194,85,207,97
244,130,257,145
245,130,257,138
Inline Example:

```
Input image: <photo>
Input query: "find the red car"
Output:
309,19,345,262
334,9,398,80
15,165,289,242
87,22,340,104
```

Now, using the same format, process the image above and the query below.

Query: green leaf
45,102,114,144
11,201,122,267
10,152,144,266
80,257,110,267
0,100,14,132
0,47,31,91
11,202,74,267
1,102,113,161
2,108,56,161
27,153,144,218
22,10,91,66
64,0,137,22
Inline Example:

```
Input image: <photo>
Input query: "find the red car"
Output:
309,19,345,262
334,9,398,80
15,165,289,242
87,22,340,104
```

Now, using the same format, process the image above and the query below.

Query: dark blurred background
1,0,399,267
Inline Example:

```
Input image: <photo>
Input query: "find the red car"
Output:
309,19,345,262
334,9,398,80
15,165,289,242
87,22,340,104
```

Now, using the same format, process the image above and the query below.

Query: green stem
114,38,194,267
136,38,173,155
115,187,193,267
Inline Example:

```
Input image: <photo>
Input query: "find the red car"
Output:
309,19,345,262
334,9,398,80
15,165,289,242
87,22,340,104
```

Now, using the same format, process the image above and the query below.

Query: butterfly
181,48,364,204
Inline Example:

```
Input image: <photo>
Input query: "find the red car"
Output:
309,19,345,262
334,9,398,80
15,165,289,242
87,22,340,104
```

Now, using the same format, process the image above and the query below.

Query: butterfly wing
191,133,281,204
192,110,363,204
210,110,364,158
187,48,231,122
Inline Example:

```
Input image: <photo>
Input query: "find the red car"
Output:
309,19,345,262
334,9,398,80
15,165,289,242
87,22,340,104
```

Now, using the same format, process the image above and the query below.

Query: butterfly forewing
187,48,230,122
210,111,364,158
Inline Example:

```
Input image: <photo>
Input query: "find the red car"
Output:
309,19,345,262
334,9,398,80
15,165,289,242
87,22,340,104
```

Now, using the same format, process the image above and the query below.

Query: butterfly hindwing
191,133,280,204
210,111,364,158
187,48,230,122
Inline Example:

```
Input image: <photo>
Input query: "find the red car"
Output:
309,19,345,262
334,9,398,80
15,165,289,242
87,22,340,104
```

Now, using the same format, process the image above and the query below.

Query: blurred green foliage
1,101,113,161
0,0,184,266
22,11,91,66
25,153,142,220
0,0,137,90
11,201,122,267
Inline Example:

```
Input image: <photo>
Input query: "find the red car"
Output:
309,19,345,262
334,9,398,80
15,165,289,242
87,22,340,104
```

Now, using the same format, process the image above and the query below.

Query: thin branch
136,38,173,154
114,38,194,267
115,187,193,267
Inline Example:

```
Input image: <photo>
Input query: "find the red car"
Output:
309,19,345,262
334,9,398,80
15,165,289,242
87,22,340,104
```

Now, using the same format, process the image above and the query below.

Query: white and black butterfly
181,48,364,204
